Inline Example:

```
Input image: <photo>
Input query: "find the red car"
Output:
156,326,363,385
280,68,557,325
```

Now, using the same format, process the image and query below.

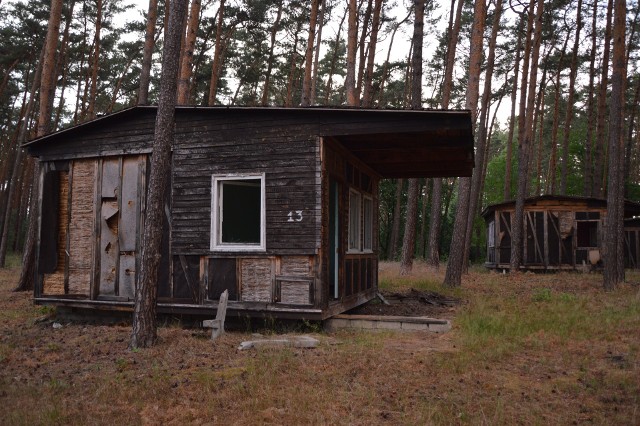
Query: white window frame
363,195,373,253
347,189,362,253
210,173,266,252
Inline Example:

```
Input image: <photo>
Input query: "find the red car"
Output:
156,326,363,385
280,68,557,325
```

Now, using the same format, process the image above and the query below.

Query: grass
0,262,639,424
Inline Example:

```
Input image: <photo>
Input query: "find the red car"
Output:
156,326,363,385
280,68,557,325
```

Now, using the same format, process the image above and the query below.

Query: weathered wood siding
68,159,96,296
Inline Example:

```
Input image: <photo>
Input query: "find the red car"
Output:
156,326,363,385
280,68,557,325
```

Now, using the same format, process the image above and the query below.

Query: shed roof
25,106,475,179
481,195,640,218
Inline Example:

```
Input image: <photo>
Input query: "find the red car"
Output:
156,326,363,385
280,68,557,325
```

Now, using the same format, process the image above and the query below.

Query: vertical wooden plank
119,156,140,251
91,159,103,300
118,254,136,299
543,211,549,268
101,158,120,198
99,200,119,296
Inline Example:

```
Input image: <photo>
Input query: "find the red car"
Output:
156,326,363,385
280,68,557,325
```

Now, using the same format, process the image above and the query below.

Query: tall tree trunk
504,22,523,201
261,0,283,106
53,0,75,130
130,0,189,349
177,0,202,105
584,0,599,196
361,0,383,107
510,0,543,271
323,5,347,104
418,180,430,258
462,0,502,272
548,33,569,194
593,0,614,198
399,0,425,276
388,179,404,259
310,0,326,105
0,54,44,268
284,21,302,107
443,0,486,287
377,9,411,105
426,0,464,268
301,0,320,106
208,0,226,105
88,0,102,119
14,0,63,291
138,0,159,104
356,0,372,101
345,0,358,106
559,0,583,195
603,0,626,290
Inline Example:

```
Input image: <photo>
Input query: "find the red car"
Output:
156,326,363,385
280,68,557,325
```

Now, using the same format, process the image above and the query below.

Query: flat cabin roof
25,106,475,179
481,195,640,219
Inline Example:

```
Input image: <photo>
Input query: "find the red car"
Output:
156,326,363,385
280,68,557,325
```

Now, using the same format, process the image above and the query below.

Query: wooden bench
203,289,228,341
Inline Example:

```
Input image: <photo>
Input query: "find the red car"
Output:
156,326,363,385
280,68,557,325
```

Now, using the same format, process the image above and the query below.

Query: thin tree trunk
15,0,63,291
130,0,189,349
356,0,372,101
559,0,583,195
548,33,569,194
88,0,102,119
400,0,425,276
285,21,302,107
208,0,226,105
361,0,382,107
504,21,523,201
377,9,411,104
593,0,614,198
462,0,502,273
427,0,464,268
511,0,543,271
138,0,159,104
310,0,326,105
418,180,430,258
584,0,599,196
0,53,44,268
177,0,202,105
345,0,358,106
261,0,283,106
388,179,404,259
443,0,486,287
301,0,320,106
323,5,347,104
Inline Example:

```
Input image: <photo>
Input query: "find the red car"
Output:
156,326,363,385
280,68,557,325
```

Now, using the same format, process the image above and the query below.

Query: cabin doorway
329,179,340,299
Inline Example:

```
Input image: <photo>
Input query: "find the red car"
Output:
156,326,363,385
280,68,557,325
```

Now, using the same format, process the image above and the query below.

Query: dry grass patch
0,262,638,424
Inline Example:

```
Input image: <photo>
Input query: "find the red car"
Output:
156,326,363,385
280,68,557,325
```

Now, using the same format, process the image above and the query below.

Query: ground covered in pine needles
1,260,639,425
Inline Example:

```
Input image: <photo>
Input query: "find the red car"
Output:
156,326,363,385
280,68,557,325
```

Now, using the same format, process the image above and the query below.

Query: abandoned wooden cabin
625,218,640,269
25,106,474,320
482,195,640,271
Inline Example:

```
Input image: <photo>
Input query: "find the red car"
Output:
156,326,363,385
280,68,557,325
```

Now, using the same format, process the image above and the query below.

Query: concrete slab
325,314,451,333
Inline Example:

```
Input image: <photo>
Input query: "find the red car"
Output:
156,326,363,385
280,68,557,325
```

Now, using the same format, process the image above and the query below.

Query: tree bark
356,0,372,101
603,0,626,290
130,0,189,349
559,0,583,195
593,0,614,198
377,9,411,105
177,0,202,105
510,0,543,271
345,0,358,106
208,0,226,105
87,0,102,119
548,33,569,194
504,21,523,201
261,0,283,106
138,0,159,105
301,0,320,106
388,178,404,259
462,0,502,272
310,0,326,105
584,0,599,196
361,0,383,107
443,0,486,287
399,0,425,276
14,0,63,291
323,5,347,105
426,0,463,268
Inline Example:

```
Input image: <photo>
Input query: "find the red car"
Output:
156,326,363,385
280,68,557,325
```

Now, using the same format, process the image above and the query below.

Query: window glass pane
220,179,261,244
363,197,373,251
348,191,361,251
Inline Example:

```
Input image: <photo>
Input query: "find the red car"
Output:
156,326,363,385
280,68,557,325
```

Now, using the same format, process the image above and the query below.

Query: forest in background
0,0,638,283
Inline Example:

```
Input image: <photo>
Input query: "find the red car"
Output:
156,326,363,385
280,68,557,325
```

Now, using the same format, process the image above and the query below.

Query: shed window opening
576,220,598,248
211,175,265,251
348,190,361,251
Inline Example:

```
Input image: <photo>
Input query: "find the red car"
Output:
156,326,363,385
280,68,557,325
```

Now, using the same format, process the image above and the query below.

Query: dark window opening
576,221,598,248
220,179,261,244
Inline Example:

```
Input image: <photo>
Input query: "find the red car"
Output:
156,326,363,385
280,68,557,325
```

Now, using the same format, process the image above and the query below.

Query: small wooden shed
482,195,640,271
26,106,474,320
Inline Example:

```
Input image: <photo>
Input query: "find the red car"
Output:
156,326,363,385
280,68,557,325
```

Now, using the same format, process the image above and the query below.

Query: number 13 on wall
287,210,303,222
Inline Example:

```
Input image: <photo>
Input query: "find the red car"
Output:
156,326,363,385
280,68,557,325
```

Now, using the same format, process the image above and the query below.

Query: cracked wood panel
68,159,96,295
43,171,69,295
240,258,273,302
